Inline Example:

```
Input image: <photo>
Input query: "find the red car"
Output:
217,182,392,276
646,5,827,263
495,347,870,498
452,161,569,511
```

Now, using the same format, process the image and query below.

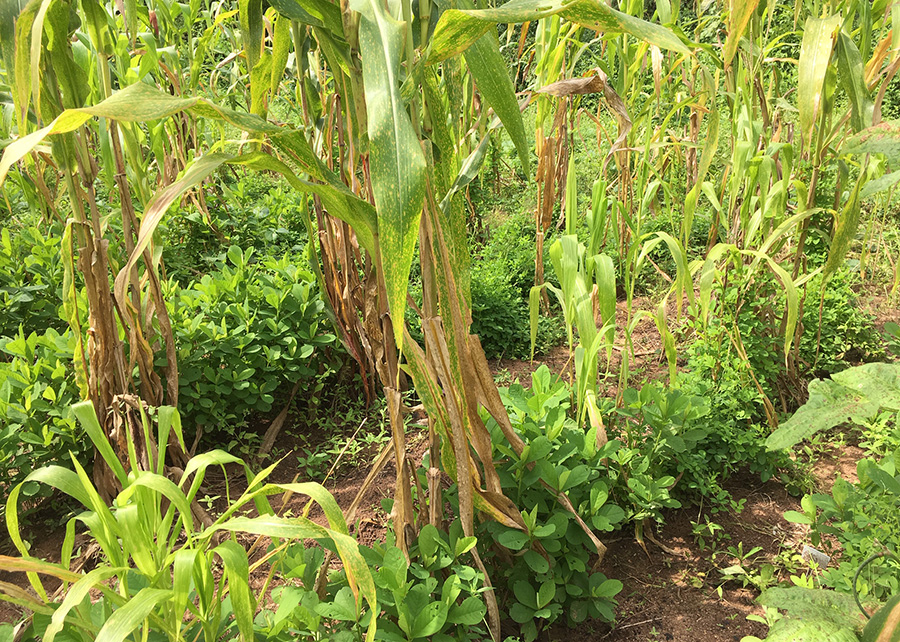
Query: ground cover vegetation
0,0,900,639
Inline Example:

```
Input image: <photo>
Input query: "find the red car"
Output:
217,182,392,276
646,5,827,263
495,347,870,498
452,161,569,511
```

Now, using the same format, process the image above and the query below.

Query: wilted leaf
429,0,689,64
798,15,840,144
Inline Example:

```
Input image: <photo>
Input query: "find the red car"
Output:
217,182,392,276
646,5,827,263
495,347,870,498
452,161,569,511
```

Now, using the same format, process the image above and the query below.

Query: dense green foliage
0,328,83,500
167,246,338,442
0,225,65,337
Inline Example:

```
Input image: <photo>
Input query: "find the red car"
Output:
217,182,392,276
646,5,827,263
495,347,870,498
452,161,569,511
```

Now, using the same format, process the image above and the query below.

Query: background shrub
167,246,340,446
0,225,65,338
0,328,84,500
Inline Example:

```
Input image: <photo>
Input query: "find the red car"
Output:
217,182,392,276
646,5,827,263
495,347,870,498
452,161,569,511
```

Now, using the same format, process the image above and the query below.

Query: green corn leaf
462,27,531,174
268,0,325,27
722,0,760,66
683,106,719,245
797,15,840,144
212,514,377,625
156,406,186,476
271,0,343,32
860,169,900,198
190,10,240,88
45,566,125,642
60,518,76,572
172,550,198,638
230,150,377,254
113,154,229,315
564,154,577,235
270,14,293,97
591,253,616,355
240,0,265,73
744,250,799,360
0,0,19,74
214,541,255,642
429,0,690,64
250,51,274,116
181,450,245,501
95,588,172,642
529,284,543,360
653,302,677,384
69,457,124,566
276,482,349,534
0,84,378,253
650,231,694,314
351,0,426,350
114,505,156,578
119,473,194,534
21,465,91,509
698,244,732,325
0,82,274,186
823,172,864,280
72,401,127,485
835,31,873,134
439,127,493,214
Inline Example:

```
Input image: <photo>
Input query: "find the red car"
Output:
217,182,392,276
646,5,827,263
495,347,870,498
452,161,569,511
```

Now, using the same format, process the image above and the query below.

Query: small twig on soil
601,617,662,639
321,416,368,485
645,528,684,556
256,380,302,459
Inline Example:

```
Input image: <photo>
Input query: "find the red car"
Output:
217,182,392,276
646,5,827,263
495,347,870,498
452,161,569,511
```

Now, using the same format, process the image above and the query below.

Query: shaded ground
590,474,804,642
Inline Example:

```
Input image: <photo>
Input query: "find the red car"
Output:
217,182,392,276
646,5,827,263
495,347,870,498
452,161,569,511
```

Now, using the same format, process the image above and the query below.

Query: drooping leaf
0,83,275,186
463,29,531,174
45,567,124,642
113,154,229,312
822,173,864,279
860,169,900,198
213,541,255,642
428,0,690,64
212,514,378,619
766,363,900,451
72,401,127,485
95,588,172,642
239,0,265,72
835,32,874,134
722,0,761,66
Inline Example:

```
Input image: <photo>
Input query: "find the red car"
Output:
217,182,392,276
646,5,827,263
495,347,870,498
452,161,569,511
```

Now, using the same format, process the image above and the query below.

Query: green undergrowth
0,246,341,505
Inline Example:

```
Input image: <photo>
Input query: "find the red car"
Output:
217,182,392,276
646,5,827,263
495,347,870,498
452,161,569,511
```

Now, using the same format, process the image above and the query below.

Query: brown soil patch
859,285,900,334
811,443,865,493
534,471,810,641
